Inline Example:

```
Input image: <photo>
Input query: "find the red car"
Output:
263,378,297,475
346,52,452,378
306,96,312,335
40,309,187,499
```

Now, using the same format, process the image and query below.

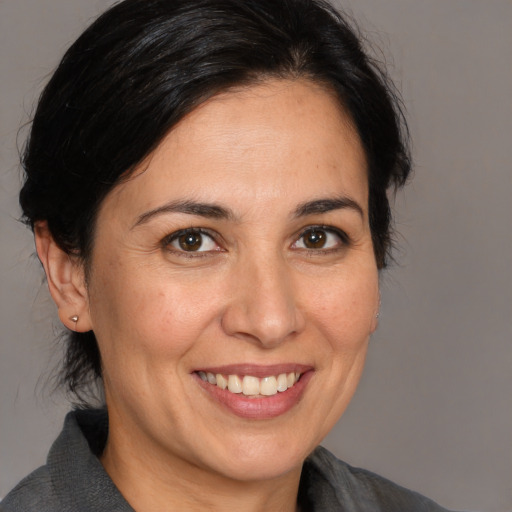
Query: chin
199,429,317,483
215,450,306,483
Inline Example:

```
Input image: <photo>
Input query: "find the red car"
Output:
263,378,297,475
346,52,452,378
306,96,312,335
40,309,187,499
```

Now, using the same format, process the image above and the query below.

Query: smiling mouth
196,371,301,397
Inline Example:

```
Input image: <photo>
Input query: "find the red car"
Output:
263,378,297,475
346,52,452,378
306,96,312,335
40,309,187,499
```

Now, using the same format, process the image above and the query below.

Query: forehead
103,79,368,218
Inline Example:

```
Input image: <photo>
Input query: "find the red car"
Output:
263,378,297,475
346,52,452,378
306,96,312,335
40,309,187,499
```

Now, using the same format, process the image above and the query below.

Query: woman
2,0,454,510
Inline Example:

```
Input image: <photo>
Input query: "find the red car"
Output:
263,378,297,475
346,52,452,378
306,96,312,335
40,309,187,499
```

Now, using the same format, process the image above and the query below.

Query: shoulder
302,446,455,512
1,465,59,512
1,408,128,512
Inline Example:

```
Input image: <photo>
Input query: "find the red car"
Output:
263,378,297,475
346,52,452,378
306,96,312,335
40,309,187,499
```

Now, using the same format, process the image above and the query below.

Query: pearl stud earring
69,315,79,329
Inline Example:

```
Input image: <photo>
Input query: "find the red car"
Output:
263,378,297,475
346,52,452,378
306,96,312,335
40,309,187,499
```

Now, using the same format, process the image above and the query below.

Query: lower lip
195,371,313,420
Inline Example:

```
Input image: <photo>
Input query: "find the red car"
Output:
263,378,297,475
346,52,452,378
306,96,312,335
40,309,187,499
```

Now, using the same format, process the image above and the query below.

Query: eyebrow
132,195,364,229
293,196,364,219
132,199,234,228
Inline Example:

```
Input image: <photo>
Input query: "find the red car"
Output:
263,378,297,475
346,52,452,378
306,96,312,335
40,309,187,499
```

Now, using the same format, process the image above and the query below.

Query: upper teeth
198,371,300,396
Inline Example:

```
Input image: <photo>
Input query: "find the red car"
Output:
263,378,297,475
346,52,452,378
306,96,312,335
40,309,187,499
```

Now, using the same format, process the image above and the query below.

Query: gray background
1,1,511,510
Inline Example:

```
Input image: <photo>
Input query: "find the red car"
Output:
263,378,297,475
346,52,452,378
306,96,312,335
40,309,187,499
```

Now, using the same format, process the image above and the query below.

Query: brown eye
178,232,203,251
166,229,219,254
303,230,327,248
292,226,347,252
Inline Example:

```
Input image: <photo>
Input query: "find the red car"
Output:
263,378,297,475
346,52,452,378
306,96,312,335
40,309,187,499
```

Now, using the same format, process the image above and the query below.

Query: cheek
89,259,224,363
306,269,379,349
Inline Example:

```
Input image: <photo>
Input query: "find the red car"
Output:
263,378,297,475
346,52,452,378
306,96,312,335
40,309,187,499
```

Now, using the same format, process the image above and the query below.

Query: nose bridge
222,248,304,347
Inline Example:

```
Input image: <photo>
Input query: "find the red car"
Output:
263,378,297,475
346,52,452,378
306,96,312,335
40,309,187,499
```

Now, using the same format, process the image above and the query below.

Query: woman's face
85,79,379,482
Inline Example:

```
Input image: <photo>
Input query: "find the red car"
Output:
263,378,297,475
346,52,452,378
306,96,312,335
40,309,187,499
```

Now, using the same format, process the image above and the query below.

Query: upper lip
194,364,313,378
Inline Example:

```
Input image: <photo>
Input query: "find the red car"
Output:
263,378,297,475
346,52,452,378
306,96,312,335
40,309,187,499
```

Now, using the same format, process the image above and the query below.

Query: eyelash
161,225,350,258
294,225,350,255
161,228,222,258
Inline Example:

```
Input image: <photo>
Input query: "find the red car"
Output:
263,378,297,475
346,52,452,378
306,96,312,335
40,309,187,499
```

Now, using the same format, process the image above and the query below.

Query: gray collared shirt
2,409,455,511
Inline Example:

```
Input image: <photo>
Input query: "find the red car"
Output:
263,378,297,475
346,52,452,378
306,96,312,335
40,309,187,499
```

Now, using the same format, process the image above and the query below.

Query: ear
369,291,381,335
369,311,379,335
34,221,93,333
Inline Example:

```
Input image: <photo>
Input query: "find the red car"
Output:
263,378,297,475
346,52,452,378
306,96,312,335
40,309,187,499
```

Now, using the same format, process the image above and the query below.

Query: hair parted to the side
19,0,411,401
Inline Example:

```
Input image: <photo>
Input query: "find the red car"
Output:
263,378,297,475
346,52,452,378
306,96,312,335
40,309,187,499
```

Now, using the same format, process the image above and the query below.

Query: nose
221,254,305,348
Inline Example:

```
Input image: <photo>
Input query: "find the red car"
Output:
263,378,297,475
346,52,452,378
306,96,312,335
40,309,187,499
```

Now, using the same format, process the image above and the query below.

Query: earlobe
370,310,379,334
369,292,381,335
34,221,93,332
